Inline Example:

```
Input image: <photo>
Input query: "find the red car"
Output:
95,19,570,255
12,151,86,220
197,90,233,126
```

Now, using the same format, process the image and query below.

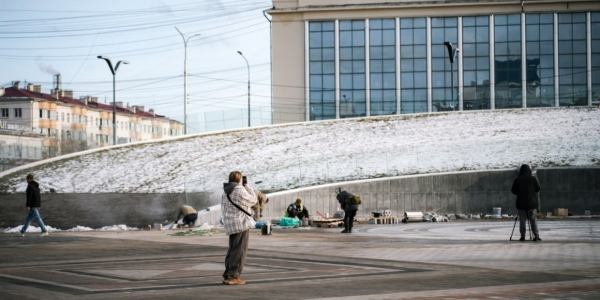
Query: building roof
0,87,181,123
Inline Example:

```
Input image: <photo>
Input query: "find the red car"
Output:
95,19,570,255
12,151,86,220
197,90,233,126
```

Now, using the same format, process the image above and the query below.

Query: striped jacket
221,185,257,235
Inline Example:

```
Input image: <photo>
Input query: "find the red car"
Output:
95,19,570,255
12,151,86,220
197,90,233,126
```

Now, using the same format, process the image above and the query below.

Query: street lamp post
237,51,250,127
175,27,201,135
444,42,460,111
97,56,129,146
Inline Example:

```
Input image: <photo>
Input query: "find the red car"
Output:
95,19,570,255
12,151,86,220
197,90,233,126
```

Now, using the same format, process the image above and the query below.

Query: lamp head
237,51,243,55
121,60,130,65
97,55,110,60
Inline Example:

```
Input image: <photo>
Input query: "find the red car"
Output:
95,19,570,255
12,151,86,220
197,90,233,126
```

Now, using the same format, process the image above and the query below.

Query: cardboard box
554,208,568,216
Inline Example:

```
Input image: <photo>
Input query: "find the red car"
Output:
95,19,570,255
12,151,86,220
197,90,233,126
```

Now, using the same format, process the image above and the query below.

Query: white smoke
37,62,59,75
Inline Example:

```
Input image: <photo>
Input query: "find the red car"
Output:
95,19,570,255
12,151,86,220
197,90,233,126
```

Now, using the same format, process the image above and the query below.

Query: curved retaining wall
260,167,600,220
1,167,598,229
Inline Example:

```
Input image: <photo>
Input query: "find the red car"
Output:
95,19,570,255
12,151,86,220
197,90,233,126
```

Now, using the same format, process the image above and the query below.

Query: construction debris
169,228,219,236
402,211,450,223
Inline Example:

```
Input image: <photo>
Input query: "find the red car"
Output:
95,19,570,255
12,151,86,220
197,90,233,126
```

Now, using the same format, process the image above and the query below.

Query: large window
463,16,491,110
526,13,555,107
369,19,396,115
558,13,587,106
431,17,458,112
495,14,522,109
592,12,600,106
14,108,22,118
400,17,427,113
1,108,8,118
340,20,366,118
309,21,336,120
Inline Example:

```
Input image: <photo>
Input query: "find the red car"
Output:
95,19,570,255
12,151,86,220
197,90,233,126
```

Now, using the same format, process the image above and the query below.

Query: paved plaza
1,219,600,299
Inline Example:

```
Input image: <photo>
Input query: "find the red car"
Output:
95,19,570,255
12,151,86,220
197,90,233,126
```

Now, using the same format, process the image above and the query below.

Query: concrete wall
1,167,598,229
0,192,213,229
262,167,600,220
272,13,305,124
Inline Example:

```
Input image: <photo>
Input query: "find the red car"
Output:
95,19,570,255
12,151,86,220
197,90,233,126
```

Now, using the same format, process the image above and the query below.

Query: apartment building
0,80,182,160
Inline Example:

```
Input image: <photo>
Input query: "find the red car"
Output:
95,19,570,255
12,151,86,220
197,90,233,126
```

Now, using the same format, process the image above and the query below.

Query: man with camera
221,172,257,285
512,164,541,242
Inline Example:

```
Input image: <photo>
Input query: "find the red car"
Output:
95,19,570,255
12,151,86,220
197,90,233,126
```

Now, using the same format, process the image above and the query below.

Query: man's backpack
346,195,361,205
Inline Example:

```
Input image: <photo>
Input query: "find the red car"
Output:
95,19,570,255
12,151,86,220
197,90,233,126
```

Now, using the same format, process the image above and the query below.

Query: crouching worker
252,189,269,221
336,188,361,233
285,198,310,220
175,205,197,230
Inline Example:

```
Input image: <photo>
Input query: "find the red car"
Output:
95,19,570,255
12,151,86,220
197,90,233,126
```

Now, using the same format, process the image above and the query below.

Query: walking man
20,174,48,237
512,164,541,241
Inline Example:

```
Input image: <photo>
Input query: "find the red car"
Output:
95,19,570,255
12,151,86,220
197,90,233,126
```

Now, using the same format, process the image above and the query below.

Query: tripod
509,213,532,241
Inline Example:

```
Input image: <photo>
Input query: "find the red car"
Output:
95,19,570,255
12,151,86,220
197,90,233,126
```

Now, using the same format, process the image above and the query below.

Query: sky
0,0,273,133
1,107,598,196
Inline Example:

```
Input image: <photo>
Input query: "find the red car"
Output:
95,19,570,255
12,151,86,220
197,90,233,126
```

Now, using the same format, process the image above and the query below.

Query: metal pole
451,62,454,110
184,39,188,135
97,56,128,146
248,65,251,127
112,74,116,145
175,27,200,135
238,51,250,127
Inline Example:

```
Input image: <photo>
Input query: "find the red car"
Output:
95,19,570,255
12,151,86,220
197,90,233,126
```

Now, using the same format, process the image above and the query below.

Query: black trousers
344,209,357,231
223,229,250,279
518,209,539,238
183,213,198,226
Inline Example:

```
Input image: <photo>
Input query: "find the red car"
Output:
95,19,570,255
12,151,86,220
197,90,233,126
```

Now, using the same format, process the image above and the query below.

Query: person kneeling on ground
336,188,360,233
285,198,310,220
175,205,197,231
252,189,269,221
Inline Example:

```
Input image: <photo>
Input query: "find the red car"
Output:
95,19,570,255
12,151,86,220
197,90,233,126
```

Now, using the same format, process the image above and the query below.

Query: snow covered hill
1,107,598,194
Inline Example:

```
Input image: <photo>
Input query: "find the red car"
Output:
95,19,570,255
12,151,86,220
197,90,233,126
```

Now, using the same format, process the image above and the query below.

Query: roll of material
403,211,424,223
404,212,424,219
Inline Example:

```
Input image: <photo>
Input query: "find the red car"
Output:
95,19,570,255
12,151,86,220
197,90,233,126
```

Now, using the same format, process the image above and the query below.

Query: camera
242,176,247,185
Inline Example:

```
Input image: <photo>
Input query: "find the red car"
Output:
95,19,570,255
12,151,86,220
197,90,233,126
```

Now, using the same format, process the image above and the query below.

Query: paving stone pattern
1,219,599,299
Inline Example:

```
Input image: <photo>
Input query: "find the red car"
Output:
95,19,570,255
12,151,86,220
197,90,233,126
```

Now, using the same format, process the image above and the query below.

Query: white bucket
492,207,501,216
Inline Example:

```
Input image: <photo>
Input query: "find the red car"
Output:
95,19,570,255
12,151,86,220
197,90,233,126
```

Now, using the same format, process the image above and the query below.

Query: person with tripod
512,164,541,242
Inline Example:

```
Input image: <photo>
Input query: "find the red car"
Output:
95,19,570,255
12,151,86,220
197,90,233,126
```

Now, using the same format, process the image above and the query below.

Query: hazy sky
0,0,273,133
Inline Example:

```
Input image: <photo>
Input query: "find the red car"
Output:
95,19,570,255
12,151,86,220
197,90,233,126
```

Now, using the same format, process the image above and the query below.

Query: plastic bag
279,217,300,227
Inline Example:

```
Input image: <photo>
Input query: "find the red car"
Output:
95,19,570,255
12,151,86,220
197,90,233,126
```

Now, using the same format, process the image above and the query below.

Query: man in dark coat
511,164,541,241
336,188,359,233
20,174,48,237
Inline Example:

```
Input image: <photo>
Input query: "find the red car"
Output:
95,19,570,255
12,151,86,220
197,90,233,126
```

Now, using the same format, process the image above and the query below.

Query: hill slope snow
1,108,598,194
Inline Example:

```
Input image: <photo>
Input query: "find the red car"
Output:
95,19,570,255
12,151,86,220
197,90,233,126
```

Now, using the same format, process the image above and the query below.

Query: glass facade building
307,11,599,120
309,21,336,120
594,12,600,105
